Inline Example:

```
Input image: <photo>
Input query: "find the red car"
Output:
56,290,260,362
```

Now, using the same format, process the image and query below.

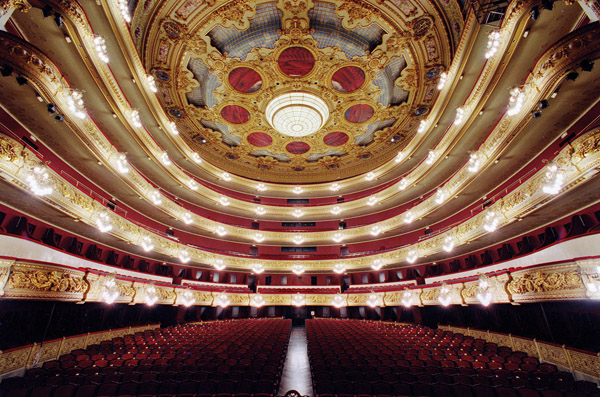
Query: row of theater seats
306,319,600,397
0,319,291,397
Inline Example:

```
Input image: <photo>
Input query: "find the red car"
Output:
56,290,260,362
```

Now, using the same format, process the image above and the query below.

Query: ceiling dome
136,0,461,182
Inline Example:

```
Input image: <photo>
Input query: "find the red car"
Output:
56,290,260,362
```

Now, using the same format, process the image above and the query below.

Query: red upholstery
307,319,591,397
0,319,290,397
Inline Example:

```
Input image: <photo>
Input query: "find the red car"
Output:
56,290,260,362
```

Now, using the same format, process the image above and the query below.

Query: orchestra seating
0,318,291,397
306,319,600,397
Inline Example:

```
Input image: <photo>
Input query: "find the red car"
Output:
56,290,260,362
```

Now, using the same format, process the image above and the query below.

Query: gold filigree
7,269,88,293
507,270,584,294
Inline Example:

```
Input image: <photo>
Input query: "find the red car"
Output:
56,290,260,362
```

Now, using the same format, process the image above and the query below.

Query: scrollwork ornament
0,0,31,15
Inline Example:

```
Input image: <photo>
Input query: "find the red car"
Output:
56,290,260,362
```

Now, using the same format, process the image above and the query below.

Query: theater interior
0,0,599,396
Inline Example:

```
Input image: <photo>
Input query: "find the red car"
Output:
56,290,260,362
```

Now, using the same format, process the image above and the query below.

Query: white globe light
265,92,329,137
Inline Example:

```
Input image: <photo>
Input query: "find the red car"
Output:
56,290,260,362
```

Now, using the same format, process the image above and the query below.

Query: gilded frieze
507,270,584,295
6,267,88,295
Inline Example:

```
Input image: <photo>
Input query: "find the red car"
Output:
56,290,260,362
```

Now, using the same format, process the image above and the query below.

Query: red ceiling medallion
286,141,311,154
247,132,273,147
221,105,250,124
331,66,365,93
323,131,349,146
278,47,315,77
228,67,263,93
345,104,374,123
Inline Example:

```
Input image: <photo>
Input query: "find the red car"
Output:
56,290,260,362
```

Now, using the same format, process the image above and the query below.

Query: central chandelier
265,92,329,137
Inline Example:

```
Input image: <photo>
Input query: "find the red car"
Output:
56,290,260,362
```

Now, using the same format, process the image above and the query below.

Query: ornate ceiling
134,0,462,182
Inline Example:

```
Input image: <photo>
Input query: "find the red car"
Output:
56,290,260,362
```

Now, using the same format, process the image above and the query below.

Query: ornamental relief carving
6,268,88,294
507,270,584,295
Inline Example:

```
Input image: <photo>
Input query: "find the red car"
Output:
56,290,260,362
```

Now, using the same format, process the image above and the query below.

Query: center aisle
278,325,314,397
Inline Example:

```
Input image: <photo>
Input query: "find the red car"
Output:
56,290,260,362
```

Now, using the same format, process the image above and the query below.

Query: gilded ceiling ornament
395,68,418,91
206,1,256,30
278,0,314,34
175,69,200,92
336,0,379,29
411,16,433,40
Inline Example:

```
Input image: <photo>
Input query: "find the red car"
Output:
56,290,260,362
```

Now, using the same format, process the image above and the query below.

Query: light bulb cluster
406,250,418,264
442,235,455,252
256,183,267,192
367,292,379,308
149,189,162,205
398,178,409,190
365,172,376,181
251,294,265,307
252,263,265,274
417,120,427,134
215,225,227,236
454,107,465,125
169,121,179,135
129,109,142,128
102,274,120,304
485,30,501,59
293,186,303,194
332,294,346,308
178,249,191,263
330,183,340,191
26,166,53,196
292,235,304,245
434,188,446,204
159,152,171,166
467,153,480,173
115,0,131,23
181,288,195,307
216,293,230,308
477,274,493,306
483,211,499,232
333,263,346,274
96,211,113,233
65,90,86,119
94,36,109,63
371,259,383,270
437,72,447,90
191,153,202,163
255,207,266,216
147,75,157,93
214,259,226,271
507,87,526,116
370,225,382,236
404,211,415,224
182,211,193,225
145,285,158,306
140,235,154,252
395,152,404,163
332,233,344,243
438,283,452,306
367,196,378,206
401,289,414,308
425,150,436,165
292,264,305,275
219,196,230,206
116,153,130,174
187,179,198,190
542,163,565,195
253,233,265,243
292,209,304,218
291,293,305,307
221,172,232,182
331,206,342,215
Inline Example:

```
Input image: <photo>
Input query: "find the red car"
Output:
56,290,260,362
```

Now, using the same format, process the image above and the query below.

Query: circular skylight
265,92,329,137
